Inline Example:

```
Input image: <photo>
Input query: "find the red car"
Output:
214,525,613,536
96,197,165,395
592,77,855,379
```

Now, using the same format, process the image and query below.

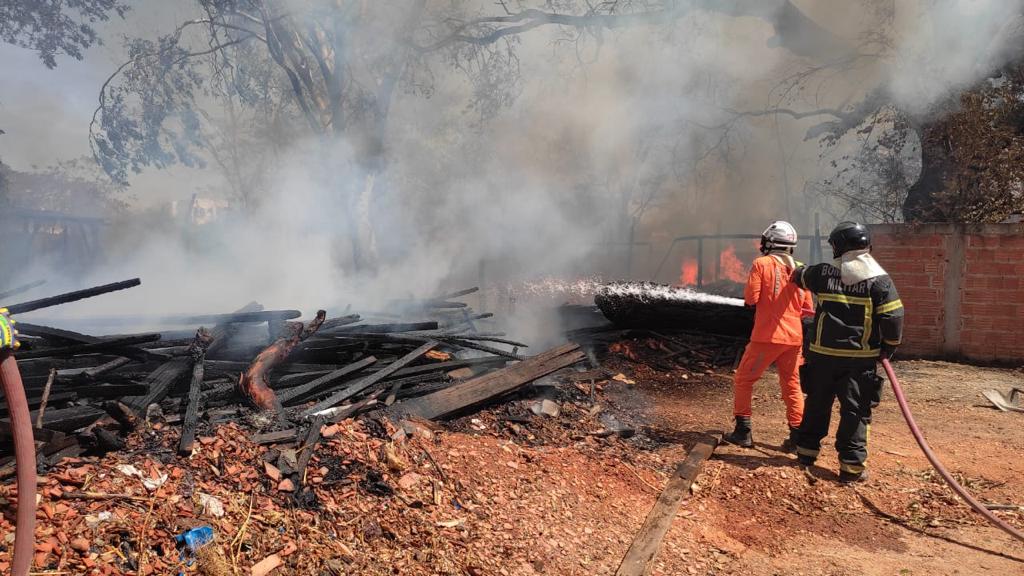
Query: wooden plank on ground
300,342,437,417
399,343,584,420
614,433,720,576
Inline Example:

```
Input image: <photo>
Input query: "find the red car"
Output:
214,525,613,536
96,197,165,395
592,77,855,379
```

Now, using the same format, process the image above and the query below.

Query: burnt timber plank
300,342,437,417
205,360,341,374
15,333,161,359
24,405,106,433
386,356,509,379
614,434,720,576
15,323,101,344
124,304,255,414
121,357,192,414
252,429,298,445
327,321,438,334
178,350,206,455
294,417,324,486
277,356,377,406
74,384,149,398
399,343,584,420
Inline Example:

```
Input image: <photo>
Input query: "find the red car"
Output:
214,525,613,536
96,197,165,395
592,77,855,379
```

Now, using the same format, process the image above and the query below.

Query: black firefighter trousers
795,360,883,474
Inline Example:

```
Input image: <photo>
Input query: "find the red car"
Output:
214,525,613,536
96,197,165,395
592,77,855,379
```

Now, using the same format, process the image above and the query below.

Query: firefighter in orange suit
725,221,814,450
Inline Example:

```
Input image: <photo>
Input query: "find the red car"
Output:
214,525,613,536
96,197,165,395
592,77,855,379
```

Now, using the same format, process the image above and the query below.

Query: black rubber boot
839,468,870,484
725,416,753,447
780,426,800,453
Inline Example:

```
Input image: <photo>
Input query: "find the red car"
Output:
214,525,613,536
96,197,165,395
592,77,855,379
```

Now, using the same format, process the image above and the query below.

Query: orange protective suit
733,253,814,428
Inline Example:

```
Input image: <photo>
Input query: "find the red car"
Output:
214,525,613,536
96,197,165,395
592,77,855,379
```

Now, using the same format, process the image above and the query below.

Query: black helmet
828,221,871,258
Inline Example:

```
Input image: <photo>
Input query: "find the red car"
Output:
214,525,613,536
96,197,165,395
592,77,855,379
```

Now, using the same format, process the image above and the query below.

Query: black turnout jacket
793,263,904,363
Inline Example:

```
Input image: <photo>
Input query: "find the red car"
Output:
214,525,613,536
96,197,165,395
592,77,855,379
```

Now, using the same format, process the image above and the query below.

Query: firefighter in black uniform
791,221,904,483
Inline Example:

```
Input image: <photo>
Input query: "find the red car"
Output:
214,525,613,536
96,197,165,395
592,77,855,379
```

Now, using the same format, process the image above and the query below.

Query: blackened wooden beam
178,350,206,455
294,417,325,487
120,357,192,414
15,323,100,344
301,341,437,417
75,384,149,399
327,322,438,334
14,333,161,360
252,429,298,445
278,356,377,406
5,278,140,315
26,405,105,433
399,344,584,420
205,360,341,374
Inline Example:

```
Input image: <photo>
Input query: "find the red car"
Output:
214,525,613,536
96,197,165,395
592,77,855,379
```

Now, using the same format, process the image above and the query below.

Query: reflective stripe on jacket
794,263,904,361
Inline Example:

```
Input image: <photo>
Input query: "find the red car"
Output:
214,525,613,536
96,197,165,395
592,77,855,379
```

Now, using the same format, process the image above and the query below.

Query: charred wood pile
578,282,755,374
2,280,586,479
595,281,753,338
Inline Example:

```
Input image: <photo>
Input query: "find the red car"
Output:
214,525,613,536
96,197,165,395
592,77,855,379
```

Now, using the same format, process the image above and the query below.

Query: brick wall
869,223,1024,363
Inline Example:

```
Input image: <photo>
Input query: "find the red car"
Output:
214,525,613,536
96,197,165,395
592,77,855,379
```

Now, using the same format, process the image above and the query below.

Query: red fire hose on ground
881,359,1024,544
1,350,35,576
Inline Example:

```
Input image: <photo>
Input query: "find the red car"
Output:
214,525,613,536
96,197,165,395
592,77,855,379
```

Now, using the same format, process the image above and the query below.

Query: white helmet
761,220,798,253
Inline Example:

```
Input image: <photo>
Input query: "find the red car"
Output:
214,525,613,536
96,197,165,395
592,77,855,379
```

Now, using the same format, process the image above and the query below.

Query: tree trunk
903,121,951,222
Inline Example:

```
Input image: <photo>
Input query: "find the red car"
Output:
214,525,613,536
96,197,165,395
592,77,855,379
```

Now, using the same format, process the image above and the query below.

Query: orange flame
719,245,746,282
679,258,698,286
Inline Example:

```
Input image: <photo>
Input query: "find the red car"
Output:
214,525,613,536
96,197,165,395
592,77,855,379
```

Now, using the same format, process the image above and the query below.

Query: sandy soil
617,358,1024,576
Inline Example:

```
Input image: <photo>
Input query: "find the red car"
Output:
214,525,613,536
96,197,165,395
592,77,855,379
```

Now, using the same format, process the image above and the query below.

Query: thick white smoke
888,0,1024,116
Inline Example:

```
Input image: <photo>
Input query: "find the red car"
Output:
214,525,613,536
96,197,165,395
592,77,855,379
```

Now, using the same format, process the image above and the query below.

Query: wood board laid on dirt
615,432,721,576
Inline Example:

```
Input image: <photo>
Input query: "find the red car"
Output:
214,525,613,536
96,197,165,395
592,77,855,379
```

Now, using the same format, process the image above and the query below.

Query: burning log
238,311,326,411
595,282,753,338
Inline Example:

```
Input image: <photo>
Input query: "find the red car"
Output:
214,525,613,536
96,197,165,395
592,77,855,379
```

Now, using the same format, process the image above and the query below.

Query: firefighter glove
0,308,19,350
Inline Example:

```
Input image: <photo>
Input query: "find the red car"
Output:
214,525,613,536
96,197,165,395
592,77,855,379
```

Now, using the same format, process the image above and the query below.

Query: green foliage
0,0,128,68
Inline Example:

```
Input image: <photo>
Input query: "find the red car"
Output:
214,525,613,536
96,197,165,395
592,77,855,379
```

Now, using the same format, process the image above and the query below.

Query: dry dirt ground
9,357,1024,575
609,358,1024,576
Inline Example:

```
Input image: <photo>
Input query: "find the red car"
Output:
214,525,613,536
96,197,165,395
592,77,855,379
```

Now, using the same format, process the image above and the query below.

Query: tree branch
416,1,848,59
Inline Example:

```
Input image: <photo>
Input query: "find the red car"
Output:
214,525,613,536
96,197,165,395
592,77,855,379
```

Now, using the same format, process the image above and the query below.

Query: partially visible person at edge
725,221,814,451
0,309,17,350
791,221,904,484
